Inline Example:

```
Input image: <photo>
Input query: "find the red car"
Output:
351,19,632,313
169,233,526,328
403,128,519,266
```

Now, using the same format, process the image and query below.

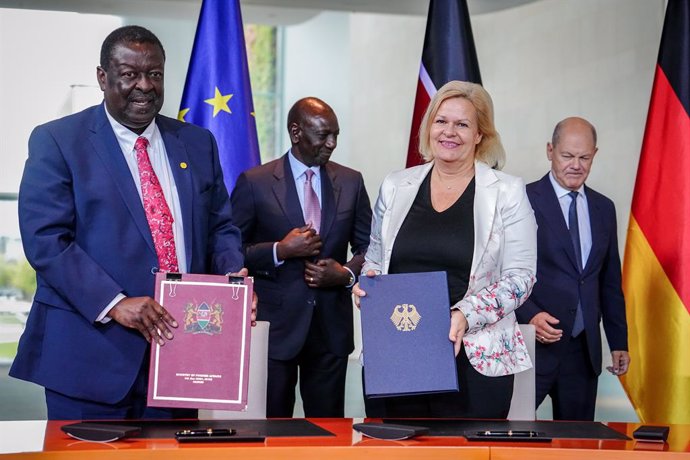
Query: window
0,195,31,364
245,24,282,161
0,9,121,373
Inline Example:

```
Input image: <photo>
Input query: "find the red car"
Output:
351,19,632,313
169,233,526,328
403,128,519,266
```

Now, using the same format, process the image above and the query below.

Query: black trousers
535,333,598,421
266,316,348,418
364,344,514,418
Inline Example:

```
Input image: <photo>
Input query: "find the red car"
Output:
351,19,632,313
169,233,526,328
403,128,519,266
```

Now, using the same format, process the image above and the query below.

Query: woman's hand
352,270,377,308
449,309,468,357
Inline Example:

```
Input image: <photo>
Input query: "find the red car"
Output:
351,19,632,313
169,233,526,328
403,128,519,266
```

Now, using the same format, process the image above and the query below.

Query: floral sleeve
455,180,537,334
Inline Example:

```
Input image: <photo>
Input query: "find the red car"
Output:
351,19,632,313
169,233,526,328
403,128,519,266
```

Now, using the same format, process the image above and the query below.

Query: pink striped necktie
303,169,321,233
134,136,179,272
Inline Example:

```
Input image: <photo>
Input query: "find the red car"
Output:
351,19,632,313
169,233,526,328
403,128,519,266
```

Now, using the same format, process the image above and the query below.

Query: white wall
348,12,425,192
341,0,665,252
0,10,121,194
474,0,665,249
0,9,204,194
281,11,352,160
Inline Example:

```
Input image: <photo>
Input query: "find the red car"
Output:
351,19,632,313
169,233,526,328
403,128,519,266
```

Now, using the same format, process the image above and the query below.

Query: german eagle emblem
390,303,421,332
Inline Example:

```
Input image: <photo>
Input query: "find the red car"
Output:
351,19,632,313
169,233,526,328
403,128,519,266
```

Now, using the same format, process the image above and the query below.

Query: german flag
622,0,690,424
405,0,482,168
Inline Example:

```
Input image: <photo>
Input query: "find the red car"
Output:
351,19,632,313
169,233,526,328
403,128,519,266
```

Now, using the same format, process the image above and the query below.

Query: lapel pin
180,162,188,169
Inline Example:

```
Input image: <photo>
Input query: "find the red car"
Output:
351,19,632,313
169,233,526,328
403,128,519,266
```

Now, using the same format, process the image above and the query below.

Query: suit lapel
384,163,432,252
272,155,305,229
158,117,193,270
533,174,581,272
89,104,156,256
583,186,606,274
319,163,338,240
471,162,498,275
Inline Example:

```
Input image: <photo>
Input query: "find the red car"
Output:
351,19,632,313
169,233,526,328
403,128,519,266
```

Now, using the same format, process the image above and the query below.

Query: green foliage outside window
0,254,34,361
0,255,35,301
245,24,278,163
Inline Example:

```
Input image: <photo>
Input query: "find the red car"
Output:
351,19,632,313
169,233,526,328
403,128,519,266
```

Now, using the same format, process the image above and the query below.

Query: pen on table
482,430,539,437
178,428,233,436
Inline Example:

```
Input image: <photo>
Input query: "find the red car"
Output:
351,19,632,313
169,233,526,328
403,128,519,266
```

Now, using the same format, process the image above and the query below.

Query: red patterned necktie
134,136,179,272
303,169,321,233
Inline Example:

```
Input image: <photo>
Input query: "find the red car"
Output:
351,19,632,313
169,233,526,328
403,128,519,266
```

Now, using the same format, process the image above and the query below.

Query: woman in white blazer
354,81,537,418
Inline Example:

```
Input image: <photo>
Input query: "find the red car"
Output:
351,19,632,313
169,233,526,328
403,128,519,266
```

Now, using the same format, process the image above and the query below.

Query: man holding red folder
11,25,252,420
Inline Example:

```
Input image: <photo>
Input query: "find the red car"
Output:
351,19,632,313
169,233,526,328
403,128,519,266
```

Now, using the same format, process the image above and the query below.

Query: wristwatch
344,268,356,288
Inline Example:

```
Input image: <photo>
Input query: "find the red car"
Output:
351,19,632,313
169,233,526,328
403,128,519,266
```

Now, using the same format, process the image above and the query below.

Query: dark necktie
568,191,584,336
135,136,179,272
303,169,321,233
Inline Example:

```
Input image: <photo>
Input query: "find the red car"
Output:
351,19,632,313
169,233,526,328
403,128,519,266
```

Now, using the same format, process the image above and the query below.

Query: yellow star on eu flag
178,108,190,122
204,87,233,117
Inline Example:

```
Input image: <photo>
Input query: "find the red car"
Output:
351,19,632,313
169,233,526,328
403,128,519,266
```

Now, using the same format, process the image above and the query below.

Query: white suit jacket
363,161,536,376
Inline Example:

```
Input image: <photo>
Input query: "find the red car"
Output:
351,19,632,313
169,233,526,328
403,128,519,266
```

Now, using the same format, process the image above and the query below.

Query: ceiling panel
0,0,539,22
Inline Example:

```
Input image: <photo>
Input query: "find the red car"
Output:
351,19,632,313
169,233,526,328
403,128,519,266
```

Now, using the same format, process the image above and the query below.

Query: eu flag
178,0,260,193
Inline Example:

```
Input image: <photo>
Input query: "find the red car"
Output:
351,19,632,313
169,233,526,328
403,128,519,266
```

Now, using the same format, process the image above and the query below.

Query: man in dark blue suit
10,26,252,420
517,117,630,421
231,97,371,417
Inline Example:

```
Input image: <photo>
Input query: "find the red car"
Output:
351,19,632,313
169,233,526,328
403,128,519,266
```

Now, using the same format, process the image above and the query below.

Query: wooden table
1,419,689,459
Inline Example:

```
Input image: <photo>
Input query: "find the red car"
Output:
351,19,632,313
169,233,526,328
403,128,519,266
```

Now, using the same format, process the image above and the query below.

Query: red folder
147,273,253,410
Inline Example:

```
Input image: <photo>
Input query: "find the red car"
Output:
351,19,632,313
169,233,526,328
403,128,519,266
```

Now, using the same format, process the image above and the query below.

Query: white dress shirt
97,111,187,322
548,172,592,269
288,150,323,208
272,151,322,266
271,151,355,287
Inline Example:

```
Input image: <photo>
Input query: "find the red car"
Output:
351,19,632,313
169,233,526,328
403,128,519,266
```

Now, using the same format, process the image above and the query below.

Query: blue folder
360,271,459,398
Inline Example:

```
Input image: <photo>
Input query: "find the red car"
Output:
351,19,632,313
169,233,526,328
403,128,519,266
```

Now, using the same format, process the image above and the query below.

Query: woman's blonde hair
417,80,505,169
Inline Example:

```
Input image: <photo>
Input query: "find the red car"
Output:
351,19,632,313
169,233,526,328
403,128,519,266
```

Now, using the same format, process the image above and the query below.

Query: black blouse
388,171,475,304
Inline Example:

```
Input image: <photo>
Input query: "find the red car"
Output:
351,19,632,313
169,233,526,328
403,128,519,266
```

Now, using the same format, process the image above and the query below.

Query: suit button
308,299,316,306
580,280,585,285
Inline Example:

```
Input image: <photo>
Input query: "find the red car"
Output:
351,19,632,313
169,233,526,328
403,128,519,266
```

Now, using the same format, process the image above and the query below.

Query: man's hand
607,350,630,376
529,311,563,344
108,297,177,345
276,225,322,260
304,259,349,288
449,310,468,357
352,270,376,308
228,267,258,327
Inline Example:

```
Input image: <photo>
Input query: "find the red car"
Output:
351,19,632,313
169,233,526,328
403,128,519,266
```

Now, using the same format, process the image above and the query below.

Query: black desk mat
92,419,334,439
383,419,630,440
